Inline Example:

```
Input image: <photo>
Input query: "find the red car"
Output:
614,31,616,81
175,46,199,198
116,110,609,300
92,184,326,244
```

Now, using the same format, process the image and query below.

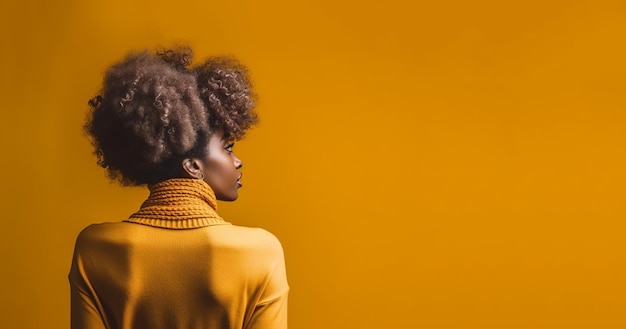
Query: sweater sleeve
69,228,107,329
70,281,106,329
245,231,290,329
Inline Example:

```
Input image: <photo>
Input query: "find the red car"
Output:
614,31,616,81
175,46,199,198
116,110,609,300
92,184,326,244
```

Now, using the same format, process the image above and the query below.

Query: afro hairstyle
85,49,209,185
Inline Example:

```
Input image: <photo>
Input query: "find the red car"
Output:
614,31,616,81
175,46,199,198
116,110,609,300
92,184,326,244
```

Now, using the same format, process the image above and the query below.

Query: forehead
206,132,223,146
205,131,230,151
208,129,231,141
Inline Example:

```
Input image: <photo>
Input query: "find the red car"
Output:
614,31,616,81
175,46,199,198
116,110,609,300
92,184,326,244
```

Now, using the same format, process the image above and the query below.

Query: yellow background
2,0,626,328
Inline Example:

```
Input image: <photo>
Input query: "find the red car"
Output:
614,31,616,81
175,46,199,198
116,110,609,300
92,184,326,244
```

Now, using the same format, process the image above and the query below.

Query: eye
224,142,235,154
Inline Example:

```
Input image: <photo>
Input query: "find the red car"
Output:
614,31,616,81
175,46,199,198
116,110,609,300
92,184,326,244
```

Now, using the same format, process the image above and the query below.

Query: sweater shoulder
210,225,284,256
73,222,135,246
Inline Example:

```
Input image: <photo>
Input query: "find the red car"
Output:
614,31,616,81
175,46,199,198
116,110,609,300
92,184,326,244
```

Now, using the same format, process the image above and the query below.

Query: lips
237,173,243,187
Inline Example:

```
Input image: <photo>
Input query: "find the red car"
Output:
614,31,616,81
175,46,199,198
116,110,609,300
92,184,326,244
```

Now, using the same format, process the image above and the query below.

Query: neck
125,178,230,229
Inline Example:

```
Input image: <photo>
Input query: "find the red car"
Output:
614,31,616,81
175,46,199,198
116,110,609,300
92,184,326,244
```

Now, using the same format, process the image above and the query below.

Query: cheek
206,155,235,180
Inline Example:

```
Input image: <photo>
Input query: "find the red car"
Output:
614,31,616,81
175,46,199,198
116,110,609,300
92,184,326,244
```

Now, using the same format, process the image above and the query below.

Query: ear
181,158,205,179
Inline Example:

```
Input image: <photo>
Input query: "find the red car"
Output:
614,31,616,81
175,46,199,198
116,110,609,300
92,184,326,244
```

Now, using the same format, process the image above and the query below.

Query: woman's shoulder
75,221,134,239
72,221,150,253
211,225,284,254
211,226,287,283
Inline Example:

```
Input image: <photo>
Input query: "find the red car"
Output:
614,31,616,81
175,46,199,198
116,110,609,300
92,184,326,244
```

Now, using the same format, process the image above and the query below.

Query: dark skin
182,131,243,201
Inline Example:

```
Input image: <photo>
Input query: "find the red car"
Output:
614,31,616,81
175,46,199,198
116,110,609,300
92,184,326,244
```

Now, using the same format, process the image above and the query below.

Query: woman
69,48,288,329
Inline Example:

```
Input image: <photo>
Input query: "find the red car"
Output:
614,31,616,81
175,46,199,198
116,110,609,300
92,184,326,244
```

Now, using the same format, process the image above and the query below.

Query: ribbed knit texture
125,178,230,229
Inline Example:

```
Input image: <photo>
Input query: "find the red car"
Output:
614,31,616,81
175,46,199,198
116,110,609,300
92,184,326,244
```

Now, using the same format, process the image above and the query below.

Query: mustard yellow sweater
69,179,289,329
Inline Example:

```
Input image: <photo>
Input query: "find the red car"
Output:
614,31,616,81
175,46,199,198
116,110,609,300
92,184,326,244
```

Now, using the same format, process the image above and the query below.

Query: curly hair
85,49,209,186
193,56,258,141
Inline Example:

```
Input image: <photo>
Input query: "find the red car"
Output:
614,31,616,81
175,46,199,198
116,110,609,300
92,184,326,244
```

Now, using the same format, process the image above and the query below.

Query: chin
217,194,238,202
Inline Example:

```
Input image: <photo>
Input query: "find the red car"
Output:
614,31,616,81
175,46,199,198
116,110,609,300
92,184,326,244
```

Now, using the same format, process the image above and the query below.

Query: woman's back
70,179,289,329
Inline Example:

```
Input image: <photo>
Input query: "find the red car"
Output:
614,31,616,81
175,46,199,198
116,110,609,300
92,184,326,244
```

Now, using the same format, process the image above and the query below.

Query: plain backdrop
2,0,626,328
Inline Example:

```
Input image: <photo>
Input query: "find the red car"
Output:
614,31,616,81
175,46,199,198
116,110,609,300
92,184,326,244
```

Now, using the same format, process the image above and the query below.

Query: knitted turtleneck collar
125,178,230,229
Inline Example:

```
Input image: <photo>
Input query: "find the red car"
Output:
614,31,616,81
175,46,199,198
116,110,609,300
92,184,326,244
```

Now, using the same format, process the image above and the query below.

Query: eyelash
225,143,235,154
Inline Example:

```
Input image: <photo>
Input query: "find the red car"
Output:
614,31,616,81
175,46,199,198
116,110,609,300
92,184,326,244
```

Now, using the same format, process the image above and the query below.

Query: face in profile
201,131,243,201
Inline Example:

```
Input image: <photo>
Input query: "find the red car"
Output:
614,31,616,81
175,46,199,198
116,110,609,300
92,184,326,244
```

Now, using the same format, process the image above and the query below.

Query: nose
234,155,242,169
